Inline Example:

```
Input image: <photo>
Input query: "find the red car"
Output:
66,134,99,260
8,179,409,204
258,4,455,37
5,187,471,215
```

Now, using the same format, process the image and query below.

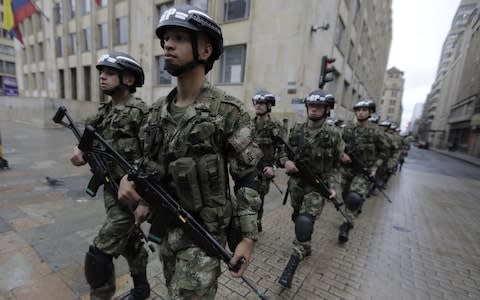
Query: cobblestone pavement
1,120,480,300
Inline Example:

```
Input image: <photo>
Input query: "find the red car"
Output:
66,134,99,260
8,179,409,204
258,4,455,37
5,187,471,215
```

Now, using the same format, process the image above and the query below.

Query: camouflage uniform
251,115,283,226
280,121,344,259
88,94,149,300
140,82,261,300
342,122,389,218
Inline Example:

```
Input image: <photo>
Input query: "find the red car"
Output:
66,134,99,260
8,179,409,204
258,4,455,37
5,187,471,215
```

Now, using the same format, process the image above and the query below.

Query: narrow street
1,120,480,299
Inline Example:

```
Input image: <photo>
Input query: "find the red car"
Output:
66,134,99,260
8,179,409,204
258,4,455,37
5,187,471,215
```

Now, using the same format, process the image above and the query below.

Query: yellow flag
3,0,15,31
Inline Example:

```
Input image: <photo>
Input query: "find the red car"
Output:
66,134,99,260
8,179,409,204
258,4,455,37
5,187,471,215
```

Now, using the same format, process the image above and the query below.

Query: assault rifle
273,136,352,224
344,147,392,203
78,125,268,300
52,106,155,252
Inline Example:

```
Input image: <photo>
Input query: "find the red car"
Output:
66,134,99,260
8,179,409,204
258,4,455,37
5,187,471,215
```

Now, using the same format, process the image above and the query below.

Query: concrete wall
0,96,98,128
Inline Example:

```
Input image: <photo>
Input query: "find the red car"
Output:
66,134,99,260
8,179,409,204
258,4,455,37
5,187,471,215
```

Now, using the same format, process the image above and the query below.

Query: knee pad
84,245,114,289
294,213,315,242
344,192,364,211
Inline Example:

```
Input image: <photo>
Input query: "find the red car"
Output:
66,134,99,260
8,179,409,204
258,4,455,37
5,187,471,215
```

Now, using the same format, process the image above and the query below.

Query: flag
2,0,38,44
95,0,102,6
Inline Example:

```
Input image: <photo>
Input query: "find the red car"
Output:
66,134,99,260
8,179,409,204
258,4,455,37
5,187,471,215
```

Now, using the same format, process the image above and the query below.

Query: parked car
416,141,429,149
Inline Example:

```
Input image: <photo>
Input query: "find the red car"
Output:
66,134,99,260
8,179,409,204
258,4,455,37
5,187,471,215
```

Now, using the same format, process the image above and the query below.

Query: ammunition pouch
169,157,203,213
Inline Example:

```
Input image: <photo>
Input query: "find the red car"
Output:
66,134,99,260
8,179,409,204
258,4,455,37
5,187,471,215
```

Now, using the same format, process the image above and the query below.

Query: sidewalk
429,147,480,167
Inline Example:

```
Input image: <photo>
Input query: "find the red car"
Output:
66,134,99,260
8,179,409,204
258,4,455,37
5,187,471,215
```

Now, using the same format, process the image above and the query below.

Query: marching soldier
70,52,150,300
340,99,389,243
251,90,284,232
118,5,262,299
277,90,345,289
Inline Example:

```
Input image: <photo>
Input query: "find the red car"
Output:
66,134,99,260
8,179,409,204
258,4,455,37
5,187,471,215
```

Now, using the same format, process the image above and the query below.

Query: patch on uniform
228,127,252,152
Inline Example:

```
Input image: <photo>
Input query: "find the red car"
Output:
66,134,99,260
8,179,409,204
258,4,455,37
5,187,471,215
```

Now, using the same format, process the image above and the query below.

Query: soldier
70,52,150,300
251,90,284,232
340,99,389,243
117,5,262,299
277,90,345,289
377,120,397,185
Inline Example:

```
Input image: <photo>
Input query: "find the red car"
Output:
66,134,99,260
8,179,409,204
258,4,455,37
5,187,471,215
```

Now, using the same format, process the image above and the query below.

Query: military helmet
252,90,276,106
353,99,376,113
96,52,145,87
379,120,391,128
156,5,223,63
368,114,380,123
304,89,335,108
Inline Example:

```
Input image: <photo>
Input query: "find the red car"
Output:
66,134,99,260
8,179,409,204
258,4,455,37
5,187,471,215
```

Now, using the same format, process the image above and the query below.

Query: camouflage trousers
340,169,370,221
90,191,149,300
158,227,224,300
288,176,325,260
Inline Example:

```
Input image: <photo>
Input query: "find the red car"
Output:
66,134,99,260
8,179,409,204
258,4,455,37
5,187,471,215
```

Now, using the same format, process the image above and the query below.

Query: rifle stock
79,125,268,300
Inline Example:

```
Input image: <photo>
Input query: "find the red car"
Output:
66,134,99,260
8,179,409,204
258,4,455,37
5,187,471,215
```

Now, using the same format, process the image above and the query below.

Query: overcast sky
387,0,461,129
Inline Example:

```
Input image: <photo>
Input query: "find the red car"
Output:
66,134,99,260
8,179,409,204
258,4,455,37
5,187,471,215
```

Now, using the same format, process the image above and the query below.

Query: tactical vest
87,96,146,180
251,116,281,165
289,122,339,177
142,86,234,235
343,124,378,167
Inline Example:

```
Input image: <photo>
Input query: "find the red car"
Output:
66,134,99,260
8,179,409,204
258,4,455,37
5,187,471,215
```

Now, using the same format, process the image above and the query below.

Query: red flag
4,0,39,44
95,0,102,6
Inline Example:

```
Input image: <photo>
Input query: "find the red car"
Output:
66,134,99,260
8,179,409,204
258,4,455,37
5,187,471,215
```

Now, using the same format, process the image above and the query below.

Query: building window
5,62,15,74
71,68,77,99
54,1,63,24
59,69,65,98
83,0,91,14
69,0,76,18
187,0,208,12
116,16,128,45
353,0,361,27
223,0,249,22
98,23,108,49
69,33,77,55
40,72,45,90
391,90,398,97
38,42,44,61
83,27,91,51
347,40,354,66
56,36,64,57
155,55,172,85
389,99,396,105
32,73,37,90
219,44,246,83
335,17,345,52
388,108,395,113
84,66,91,101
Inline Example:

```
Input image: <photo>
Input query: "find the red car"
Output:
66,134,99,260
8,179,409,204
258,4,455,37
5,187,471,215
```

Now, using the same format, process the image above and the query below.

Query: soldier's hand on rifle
229,238,255,278
263,166,274,178
329,189,337,200
70,146,87,166
134,203,150,225
118,175,143,207
340,152,351,164
285,160,299,175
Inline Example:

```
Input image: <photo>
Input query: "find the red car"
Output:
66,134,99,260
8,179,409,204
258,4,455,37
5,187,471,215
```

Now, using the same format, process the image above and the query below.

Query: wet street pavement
1,119,480,300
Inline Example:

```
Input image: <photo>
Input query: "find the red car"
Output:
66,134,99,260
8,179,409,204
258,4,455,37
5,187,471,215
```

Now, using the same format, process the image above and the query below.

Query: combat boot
122,271,150,300
278,255,301,289
338,222,353,243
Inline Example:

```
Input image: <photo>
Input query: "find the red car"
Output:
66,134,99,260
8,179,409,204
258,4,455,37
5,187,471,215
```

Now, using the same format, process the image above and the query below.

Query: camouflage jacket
343,122,389,170
279,121,344,188
141,81,262,241
87,94,149,181
251,115,284,167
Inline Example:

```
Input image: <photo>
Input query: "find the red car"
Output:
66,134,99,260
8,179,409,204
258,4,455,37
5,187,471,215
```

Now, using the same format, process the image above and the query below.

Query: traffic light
319,56,336,89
